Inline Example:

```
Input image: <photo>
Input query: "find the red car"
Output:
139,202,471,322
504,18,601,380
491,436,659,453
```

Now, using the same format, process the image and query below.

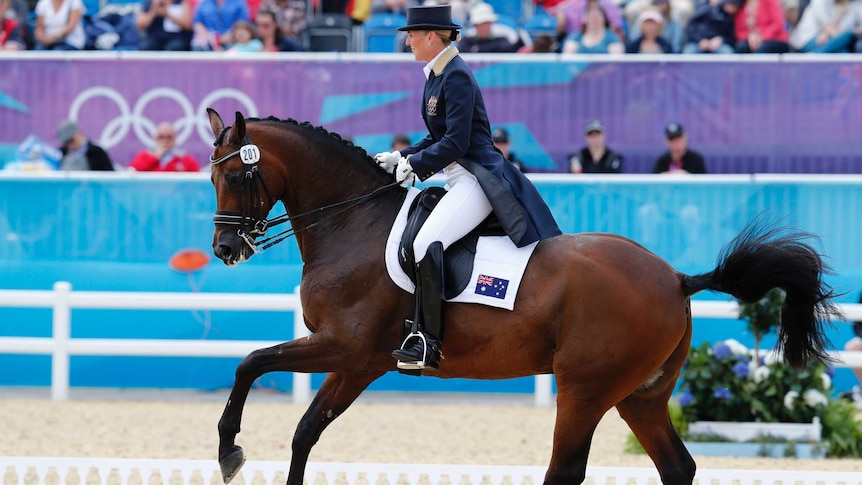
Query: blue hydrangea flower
678,392,695,406
713,342,732,359
714,387,732,401
733,362,750,378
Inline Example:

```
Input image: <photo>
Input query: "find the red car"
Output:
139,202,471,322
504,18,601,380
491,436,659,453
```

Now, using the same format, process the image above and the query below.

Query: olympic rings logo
67,86,259,149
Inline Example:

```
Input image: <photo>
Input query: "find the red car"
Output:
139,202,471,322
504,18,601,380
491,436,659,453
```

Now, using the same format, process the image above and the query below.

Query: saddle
398,186,505,300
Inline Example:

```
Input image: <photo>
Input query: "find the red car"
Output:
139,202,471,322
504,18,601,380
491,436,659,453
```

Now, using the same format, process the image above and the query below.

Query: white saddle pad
385,188,538,311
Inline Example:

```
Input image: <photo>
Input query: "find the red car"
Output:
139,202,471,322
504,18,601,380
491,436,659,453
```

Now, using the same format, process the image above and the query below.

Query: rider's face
406,30,434,62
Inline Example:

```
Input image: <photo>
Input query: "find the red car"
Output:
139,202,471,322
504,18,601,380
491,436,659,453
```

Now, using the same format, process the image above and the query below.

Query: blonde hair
432,29,462,45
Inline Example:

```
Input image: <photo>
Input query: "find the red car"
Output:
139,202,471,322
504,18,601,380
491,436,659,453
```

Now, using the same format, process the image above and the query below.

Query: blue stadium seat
484,0,523,22
493,13,518,30
363,12,406,53
521,9,556,39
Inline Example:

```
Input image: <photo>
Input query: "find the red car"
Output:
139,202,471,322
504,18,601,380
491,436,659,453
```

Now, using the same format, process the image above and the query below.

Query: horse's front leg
285,370,385,485
218,334,360,483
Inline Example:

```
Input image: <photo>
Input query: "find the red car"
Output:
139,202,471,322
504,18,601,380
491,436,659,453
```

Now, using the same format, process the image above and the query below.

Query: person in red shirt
734,0,790,53
0,0,25,50
129,122,201,172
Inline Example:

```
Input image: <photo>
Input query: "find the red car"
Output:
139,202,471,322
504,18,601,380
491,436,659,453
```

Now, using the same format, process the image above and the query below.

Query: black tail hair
679,215,843,369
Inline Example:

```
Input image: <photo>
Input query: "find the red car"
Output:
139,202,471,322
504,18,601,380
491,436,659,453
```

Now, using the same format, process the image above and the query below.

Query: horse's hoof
219,446,246,484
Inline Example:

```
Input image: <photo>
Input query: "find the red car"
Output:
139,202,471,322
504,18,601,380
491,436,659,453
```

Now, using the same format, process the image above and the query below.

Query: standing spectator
256,0,305,47
562,2,624,53
459,2,521,53
626,9,675,52
789,0,862,53
734,0,790,52
652,123,707,174
371,0,417,15
136,0,194,50
567,120,623,174
682,0,740,53
626,0,685,52
129,122,200,172
390,133,411,151
0,0,25,49
190,0,249,50
56,120,115,171
492,128,527,173
33,0,86,50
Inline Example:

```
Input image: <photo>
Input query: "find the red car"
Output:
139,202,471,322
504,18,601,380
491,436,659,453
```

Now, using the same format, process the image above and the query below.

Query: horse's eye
226,172,243,187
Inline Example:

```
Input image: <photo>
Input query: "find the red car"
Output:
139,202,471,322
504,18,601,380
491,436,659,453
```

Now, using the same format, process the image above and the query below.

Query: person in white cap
458,2,520,52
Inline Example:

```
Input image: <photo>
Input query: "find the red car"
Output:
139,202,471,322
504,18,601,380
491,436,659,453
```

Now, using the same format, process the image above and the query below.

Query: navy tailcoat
399,47,561,247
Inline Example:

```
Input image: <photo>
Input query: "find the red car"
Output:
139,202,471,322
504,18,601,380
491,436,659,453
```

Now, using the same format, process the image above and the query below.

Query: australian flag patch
474,274,509,299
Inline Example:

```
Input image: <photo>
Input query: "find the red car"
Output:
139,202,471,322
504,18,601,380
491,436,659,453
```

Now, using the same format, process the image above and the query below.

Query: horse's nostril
215,244,233,261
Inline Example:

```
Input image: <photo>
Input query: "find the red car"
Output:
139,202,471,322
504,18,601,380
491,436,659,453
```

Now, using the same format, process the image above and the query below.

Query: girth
398,186,505,300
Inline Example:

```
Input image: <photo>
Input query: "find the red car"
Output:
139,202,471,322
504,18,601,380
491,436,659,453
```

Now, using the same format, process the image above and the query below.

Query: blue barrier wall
1,173,861,394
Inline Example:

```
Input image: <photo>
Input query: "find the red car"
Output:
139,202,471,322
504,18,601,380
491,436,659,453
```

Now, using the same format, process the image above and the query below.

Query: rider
374,5,562,371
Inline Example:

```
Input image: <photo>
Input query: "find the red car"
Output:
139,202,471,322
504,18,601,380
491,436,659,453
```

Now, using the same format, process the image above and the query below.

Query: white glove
394,157,415,187
374,151,402,173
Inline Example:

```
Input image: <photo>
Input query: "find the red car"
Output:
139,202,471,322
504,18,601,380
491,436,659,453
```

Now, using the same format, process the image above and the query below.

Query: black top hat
398,5,461,31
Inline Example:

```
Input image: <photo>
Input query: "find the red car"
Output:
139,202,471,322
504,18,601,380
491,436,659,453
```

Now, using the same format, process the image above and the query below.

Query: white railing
2,458,862,485
1,282,861,404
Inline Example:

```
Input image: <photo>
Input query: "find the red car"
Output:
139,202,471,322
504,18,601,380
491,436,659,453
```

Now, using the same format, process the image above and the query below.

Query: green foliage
821,398,862,457
738,288,785,340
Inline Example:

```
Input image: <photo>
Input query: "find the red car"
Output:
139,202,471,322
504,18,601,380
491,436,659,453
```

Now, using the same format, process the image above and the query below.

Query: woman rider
374,5,561,370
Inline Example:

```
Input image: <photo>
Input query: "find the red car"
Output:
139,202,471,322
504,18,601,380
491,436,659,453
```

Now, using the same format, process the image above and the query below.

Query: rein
210,133,400,253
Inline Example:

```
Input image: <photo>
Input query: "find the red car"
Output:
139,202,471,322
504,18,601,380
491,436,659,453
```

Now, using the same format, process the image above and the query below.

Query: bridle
210,130,400,254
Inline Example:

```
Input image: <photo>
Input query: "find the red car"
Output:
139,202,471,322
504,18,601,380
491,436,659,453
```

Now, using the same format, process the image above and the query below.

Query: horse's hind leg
285,370,384,485
544,389,606,485
616,326,695,485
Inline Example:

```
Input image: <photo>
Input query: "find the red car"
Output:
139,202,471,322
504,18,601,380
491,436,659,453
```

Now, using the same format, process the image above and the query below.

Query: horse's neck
289,187,406,265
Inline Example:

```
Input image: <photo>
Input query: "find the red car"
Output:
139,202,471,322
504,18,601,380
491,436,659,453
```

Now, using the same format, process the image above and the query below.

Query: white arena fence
1,281,861,405
3,458,862,485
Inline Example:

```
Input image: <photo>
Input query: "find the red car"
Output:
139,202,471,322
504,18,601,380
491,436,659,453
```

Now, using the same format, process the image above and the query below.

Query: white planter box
688,418,822,442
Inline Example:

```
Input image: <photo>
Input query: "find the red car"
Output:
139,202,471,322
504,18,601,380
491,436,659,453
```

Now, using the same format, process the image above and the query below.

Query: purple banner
2,56,862,173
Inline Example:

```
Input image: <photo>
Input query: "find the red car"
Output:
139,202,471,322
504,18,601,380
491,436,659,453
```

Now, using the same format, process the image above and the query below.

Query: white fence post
534,374,553,407
292,285,312,404
51,281,72,401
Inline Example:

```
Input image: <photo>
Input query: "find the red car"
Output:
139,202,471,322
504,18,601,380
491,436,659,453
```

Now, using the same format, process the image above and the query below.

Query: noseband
210,130,400,254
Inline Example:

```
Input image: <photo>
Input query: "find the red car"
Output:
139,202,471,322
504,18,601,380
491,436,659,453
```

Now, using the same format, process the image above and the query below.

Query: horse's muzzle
213,230,255,266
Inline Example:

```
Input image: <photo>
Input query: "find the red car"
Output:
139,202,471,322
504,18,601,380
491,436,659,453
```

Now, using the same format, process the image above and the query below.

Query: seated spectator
548,0,626,42
256,0,306,47
34,0,86,50
652,122,707,174
789,0,862,53
0,0,25,50
626,0,684,52
682,0,739,54
520,33,558,53
371,0,417,15
190,0,249,50
567,119,623,174
129,122,200,172
225,19,263,51
6,0,31,48
136,0,194,50
626,9,674,52
56,120,115,171
562,2,624,54
734,0,790,52
255,8,299,50
459,2,521,53
492,128,527,173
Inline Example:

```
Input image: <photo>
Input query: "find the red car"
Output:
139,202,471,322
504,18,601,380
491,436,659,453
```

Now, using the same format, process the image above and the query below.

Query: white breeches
413,163,493,262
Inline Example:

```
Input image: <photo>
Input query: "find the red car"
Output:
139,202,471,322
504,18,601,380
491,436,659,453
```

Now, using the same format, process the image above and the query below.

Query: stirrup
394,331,439,370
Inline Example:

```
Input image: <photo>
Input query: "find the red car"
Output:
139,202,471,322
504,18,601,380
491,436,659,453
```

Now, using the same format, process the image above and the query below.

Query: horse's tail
678,215,843,369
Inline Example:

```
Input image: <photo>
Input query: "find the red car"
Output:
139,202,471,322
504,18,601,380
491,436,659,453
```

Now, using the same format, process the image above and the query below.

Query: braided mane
246,116,393,176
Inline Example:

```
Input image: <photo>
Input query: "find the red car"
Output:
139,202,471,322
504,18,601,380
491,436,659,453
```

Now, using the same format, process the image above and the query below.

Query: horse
206,109,841,485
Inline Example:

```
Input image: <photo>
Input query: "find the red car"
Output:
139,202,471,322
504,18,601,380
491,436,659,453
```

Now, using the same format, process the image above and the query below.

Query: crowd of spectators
4,0,862,53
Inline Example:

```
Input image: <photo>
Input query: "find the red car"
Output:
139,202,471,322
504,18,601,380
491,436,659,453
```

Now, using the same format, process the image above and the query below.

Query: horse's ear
207,108,224,139
232,111,246,143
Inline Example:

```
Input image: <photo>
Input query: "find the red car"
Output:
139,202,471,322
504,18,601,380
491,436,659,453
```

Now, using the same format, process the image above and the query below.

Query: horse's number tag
240,144,261,165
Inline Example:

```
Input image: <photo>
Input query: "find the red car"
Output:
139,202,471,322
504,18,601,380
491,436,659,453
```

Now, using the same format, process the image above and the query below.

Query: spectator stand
304,1,361,52
83,0,140,50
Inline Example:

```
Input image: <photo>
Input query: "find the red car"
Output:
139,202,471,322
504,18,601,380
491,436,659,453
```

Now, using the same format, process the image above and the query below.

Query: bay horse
206,109,840,485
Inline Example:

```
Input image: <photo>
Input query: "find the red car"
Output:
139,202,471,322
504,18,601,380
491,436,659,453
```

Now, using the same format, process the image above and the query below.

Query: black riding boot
392,241,444,370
